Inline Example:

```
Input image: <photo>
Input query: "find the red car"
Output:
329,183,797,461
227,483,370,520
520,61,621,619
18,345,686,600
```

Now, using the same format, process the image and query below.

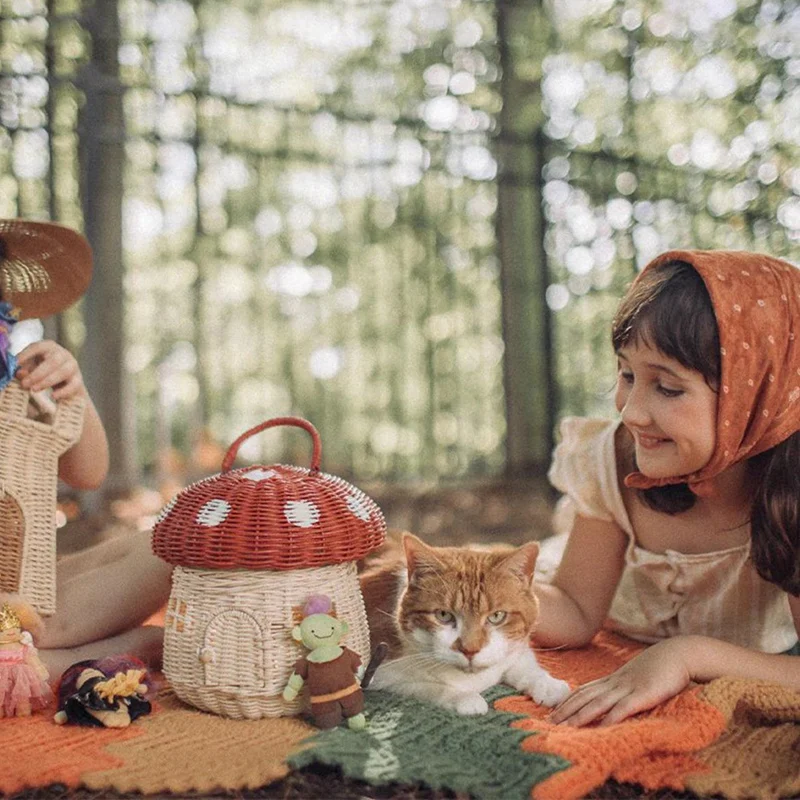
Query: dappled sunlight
2,0,797,479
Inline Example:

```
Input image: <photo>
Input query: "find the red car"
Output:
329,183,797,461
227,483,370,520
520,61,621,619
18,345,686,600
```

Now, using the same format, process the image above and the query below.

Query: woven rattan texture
164,561,370,719
152,465,386,570
0,380,85,613
0,219,93,320
0,494,24,593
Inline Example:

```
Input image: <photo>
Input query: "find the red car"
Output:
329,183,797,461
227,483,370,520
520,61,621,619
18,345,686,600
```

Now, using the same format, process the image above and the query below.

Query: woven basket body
0,380,85,614
163,561,370,719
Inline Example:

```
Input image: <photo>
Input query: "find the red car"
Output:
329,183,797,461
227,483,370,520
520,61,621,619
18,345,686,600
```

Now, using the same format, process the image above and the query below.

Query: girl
534,250,800,727
1,219,172,679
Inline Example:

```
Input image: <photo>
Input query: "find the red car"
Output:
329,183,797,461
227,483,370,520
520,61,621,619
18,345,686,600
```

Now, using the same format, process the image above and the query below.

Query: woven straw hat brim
0,219,92,320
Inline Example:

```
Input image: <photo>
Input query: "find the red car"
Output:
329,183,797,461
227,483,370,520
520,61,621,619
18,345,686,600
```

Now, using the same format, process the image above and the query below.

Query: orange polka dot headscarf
623,250,800,497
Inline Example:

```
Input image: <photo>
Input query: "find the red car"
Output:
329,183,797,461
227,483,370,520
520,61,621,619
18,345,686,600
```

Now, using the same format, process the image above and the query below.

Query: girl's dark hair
749,434,800,595
611,261,719,515
611,259,800,595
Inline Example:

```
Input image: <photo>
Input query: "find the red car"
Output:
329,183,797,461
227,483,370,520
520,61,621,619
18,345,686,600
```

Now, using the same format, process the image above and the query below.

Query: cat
359,533,570,716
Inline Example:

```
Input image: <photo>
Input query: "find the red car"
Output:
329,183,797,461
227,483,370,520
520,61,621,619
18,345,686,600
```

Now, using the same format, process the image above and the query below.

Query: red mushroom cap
151,418,386,571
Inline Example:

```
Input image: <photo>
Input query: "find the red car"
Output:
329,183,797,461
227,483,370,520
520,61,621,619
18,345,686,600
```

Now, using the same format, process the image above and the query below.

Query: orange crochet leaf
505,688,724,800
0,703,145,794
493,631,726,800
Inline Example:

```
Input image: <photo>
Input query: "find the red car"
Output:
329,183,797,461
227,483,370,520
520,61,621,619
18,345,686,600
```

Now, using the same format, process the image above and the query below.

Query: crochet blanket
294,632,800,800
2,632,799,798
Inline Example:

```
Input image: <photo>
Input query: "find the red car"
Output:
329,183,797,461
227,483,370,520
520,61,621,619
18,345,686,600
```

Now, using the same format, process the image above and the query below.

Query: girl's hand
15,340,86,400
549,638,693,727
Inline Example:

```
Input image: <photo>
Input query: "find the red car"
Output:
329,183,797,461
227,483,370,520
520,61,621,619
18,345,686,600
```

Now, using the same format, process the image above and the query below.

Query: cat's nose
458,646,479,661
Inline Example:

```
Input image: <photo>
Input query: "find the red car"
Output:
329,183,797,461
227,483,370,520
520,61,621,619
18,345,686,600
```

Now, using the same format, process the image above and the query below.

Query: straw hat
0,219,93,320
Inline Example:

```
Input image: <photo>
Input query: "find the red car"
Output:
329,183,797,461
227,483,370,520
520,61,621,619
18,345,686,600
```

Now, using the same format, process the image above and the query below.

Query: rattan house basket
0,379,85,615
151,416,386,720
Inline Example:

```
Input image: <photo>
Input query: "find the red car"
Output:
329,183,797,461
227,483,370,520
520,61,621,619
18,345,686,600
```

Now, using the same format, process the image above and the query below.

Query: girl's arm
550,594,800,727
16,340,110,490
57,395,109,489
534,514,628,647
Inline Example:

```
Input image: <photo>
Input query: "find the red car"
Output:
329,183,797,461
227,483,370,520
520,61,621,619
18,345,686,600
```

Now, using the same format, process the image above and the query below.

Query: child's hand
548,638,693,727
15,340,86,400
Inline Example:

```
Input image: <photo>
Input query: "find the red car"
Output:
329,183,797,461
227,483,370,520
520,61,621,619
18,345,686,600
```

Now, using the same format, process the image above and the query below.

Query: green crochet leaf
289,686,570,800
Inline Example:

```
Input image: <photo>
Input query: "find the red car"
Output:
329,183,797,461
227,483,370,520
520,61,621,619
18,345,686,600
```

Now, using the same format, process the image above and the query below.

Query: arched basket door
203,609,265,689
0,489,25,594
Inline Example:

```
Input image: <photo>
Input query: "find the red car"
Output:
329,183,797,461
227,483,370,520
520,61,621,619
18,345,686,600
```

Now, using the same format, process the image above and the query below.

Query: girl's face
615,341,718,480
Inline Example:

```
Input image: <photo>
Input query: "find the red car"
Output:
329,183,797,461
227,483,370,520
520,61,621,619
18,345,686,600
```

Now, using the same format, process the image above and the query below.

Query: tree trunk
495,0,556,476
78,0,137,504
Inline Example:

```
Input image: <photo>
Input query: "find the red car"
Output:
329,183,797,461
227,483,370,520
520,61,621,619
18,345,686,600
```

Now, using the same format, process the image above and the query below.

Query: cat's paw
527,676,571,708
454,694,489,716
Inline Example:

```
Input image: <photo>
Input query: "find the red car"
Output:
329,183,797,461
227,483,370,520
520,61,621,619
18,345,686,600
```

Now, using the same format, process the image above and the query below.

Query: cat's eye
433,610,455,625
487,610,507,625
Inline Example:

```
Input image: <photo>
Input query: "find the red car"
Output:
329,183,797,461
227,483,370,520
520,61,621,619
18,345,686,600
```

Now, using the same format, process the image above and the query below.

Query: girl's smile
634,433,671,450
615,341,718,480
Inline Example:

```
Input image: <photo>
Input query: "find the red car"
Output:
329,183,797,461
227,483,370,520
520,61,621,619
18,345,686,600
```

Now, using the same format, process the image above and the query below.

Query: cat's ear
499,541,540,584
402,533,443,580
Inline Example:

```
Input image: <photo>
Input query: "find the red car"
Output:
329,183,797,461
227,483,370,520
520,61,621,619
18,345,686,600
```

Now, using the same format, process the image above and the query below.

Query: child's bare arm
534,515,627,647
56,395,109,489
16,340,110,490
550,594,800,727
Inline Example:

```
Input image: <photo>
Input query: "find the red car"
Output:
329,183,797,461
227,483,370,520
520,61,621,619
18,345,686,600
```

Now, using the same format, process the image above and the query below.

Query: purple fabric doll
0,301,19,392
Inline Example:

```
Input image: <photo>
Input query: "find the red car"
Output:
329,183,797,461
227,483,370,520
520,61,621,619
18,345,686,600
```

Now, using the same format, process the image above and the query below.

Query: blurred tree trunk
78,0,137,506
495,0,556,476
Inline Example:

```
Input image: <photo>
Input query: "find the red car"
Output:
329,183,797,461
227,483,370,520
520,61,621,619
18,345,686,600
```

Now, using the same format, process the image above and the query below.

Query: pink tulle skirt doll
0,596,52,717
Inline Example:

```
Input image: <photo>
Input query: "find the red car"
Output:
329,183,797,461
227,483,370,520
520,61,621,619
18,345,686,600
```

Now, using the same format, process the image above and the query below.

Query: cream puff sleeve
548,417,627,535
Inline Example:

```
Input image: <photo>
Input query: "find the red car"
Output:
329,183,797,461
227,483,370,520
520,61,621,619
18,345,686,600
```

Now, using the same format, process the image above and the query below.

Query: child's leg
39,529,172,650
56,530,144,580
39,625,164,681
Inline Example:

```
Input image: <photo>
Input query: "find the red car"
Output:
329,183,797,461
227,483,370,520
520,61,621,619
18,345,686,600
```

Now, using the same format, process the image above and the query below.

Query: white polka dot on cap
347,494,372,521
197,499,231,527
242,468,278,482
284,500,321,528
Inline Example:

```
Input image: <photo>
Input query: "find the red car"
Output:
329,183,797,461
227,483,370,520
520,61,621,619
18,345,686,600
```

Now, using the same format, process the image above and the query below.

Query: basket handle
222,416,322,473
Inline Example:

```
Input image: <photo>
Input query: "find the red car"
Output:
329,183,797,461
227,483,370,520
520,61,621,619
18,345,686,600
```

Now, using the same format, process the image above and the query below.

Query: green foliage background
1,0,798,481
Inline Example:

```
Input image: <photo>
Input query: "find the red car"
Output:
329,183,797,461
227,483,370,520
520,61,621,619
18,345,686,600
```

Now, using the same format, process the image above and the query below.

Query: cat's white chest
369,642,570,716
444,661,505,694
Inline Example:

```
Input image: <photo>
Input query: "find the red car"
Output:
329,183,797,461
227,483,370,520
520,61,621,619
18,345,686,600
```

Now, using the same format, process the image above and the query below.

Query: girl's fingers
15,340,56,367
52,375,83,400
24,359,74,392
559,688,631,727
12,340,85,400
597,693,647,726
549,681,608,723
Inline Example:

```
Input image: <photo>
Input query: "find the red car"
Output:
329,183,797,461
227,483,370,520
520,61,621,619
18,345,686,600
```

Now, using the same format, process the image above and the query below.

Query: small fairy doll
0,597,52,717
53,656,153,728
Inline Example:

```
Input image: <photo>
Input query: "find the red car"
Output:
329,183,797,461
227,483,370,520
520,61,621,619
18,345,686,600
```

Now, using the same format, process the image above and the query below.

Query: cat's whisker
380,660,452,684
384,652,441,667
384,652,453,673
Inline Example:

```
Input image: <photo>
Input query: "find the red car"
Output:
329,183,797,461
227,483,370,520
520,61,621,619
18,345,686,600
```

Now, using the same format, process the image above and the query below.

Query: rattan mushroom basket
151,416,386,720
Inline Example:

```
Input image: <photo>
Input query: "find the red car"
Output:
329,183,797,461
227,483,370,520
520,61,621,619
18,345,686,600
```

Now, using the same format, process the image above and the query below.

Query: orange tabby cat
359,533,570,715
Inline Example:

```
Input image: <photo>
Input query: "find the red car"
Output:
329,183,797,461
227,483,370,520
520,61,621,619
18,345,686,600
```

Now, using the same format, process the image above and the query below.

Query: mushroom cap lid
151,417,386,570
